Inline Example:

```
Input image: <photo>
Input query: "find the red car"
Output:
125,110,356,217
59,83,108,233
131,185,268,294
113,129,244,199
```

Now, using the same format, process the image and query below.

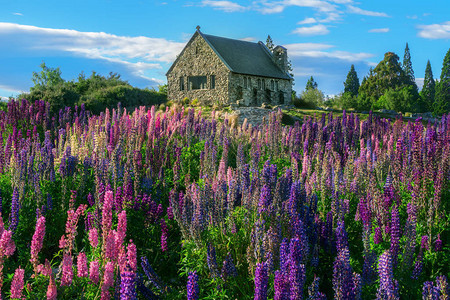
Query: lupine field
0,99,448,299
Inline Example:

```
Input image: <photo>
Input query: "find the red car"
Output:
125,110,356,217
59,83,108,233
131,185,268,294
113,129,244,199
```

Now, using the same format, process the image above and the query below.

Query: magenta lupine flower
47,276,57,300
30,216,46,271
421,235,429,250
161,218,168,252
101,261,115,300
77,252,88,278
117,210,127,245
10,267,25,299
89,260,100,284
274,270,289,300
61,254,73,286
0,229,16,256
127,241,137,272
102,190,114,234
254,262,268,300
167,206,174,220
38,259,52,277
374,227,382,244
435,234,443,252
187,271,200,300
89,228,99,248
105,230,116,260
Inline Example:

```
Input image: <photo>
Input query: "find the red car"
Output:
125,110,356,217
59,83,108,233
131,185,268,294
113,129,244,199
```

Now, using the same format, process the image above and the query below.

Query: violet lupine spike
422,281,439,300
377,250,399,300
160,218,168,252
274,270,289,300
307,276,326,300
333,248,356,300
207,244,219,278
374,227,382,245
390,206,401,261
221,253,238,280
279,238,290,275
289,261,306,300
9,188,20,234
254,262,268,300
120,264,137,300
335,221,349,254
435,234,443,252
435,275,449,299
187,271,200,300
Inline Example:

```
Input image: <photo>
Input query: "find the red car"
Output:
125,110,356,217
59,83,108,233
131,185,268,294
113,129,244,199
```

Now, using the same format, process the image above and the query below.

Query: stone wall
229,73,292,106
167,33,230,105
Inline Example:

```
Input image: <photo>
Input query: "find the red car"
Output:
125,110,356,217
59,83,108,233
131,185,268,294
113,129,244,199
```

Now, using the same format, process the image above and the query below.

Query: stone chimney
273,45,288,74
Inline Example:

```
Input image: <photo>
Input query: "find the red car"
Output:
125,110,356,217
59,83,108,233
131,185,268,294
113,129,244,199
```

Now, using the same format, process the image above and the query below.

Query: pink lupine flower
105,230,116,261
47,276,57,300
117,210,127,244
77,252,88,278
102,191,114,234
161,218,168,252
101,261,115,299
10,267,25,299
60,254,73,286
59,235,66,249
127,241,137,272
89,228,99,248
30,216,46,271
38,259,53,277
89,260,100,284
0,229,15,256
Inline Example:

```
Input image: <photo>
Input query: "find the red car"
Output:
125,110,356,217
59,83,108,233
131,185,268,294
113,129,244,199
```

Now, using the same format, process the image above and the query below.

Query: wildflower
10,267,25,299
89,260,100,284
47,276,57,300
254,262,268,300
187,271,199,300
30,216,46,272
77,252,88,278
120,264,137,300
61,254,73,286
89,228,99,248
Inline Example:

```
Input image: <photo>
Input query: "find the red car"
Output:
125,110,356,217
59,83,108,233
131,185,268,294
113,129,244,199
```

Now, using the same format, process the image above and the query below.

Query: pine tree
434,48,450,115
306,76,318,91
402,43,416,85
344,64,360,97
420,60,435,112
266,35,274,52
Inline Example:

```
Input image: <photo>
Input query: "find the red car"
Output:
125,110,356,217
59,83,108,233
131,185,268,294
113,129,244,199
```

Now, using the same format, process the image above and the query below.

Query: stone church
166,27,293,106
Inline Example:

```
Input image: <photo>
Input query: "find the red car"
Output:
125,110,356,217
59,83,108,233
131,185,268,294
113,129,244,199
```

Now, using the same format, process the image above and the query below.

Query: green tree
402,43,416,85
434,48,450,115
358,52,419,111
31,62,65,91
298,87,324,107
305,76,318,91
419,60,435,112
265,35,274,52
343,64,360,97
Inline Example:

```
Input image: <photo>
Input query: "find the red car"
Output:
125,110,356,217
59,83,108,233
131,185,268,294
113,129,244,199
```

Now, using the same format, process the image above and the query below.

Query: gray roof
201,33,291,80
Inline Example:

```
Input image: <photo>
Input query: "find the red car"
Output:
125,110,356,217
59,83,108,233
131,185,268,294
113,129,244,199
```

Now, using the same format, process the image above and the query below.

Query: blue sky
0,0,449,100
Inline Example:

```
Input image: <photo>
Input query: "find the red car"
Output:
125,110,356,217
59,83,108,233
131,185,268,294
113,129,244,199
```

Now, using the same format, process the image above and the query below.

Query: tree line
291,42,450,116
18,62,167,115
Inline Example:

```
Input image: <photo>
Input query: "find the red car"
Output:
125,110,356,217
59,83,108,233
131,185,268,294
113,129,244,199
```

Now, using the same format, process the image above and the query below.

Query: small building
166,27,293,106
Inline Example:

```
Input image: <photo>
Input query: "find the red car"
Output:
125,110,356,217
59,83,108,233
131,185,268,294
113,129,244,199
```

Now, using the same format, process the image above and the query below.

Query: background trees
435,49,450,115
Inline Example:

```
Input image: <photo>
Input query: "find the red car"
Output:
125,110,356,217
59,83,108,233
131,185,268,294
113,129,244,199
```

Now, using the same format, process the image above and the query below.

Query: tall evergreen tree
434,48,450,114
420,60,435,112
265,35,274,52
344,64,360,97
402,43,416,85
305,76,318,91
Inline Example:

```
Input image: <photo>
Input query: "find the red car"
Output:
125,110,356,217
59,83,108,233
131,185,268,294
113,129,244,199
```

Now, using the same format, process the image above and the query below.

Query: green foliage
305,76,318,91
343,64,360,97
294,88,324,108
434,48,450,115
340,92,358,110
376,85,418,112
265,35,274,52
20,64,167,115
402,43,416,86
358,52,419,112
420,60,436,112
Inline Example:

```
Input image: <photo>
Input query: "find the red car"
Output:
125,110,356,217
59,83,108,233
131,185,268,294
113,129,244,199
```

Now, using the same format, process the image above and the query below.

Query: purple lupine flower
291,218,309,262
390,206,401,260
436,275,449,299
274,270,289,300
362,250,377,286
377,250,399,299
333,248,355,300
47,193,53,211
221,253,237,280
206,244,218,278
374,227,382,245
435,234,443,252
335,221,349,254
289,238,303,266
120,264,137,300
307,276,326,300
254,262,268,300
258,185,272,214
411,251,423,280
289,262,306,300
141,256,165,293
422,281,439,300
0,188,2,213
9,188,20,234
279,238,290,275
87,193,94,207
187,271,199,300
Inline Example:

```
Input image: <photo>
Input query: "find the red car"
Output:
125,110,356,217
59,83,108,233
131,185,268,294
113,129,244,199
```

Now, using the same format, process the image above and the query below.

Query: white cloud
13,12,23,16
285,42,373,62
417,21,450,39
258,0,337,14
0,22,185,63
240,37,258,42
347,5,389,17
369,28,390,33
415,78,424,90
1,96,9,101
292,24,330,36
298,17,317,24
201,0,247,12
